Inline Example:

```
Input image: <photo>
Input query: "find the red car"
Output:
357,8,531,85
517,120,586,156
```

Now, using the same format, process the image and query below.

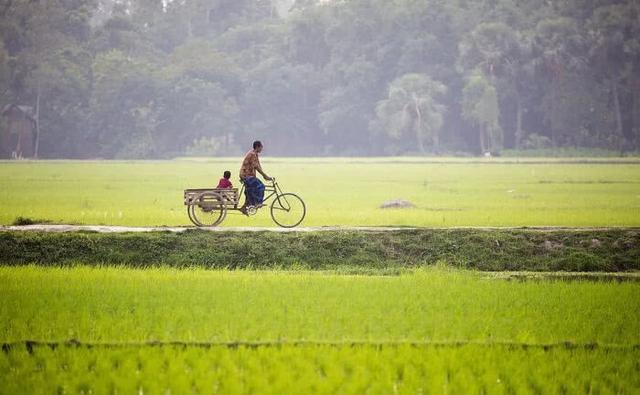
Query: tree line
1,0,639,158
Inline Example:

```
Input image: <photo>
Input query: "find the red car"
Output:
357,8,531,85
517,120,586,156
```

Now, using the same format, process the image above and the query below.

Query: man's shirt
239,150,260,178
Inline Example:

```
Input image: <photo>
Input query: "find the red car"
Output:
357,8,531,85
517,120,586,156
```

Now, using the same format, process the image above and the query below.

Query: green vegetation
0,267,638,393
3,344,637,394
1,228,639,272
3,0,639,391
2,159,640,227
2,267,638,344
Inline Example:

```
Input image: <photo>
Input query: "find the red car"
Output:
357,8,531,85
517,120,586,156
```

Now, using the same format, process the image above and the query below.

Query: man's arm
255,157,272,181
256,164,272,181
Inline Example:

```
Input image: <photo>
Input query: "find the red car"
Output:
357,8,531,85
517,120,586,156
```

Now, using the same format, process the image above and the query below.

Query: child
217,170,233,188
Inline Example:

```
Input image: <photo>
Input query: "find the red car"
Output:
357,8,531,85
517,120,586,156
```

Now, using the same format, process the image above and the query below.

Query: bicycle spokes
274,195,292,211
270,193,305,228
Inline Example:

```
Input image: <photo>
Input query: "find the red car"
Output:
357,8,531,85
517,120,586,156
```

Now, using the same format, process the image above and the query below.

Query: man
239,140,272,215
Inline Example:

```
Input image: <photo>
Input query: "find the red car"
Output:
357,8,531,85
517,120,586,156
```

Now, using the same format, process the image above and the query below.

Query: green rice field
4,267,639,343
1,157,640,227
1,267,639,392
2,158,639,393
4,344,637,393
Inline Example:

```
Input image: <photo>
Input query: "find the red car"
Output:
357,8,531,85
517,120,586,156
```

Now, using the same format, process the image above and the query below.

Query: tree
89,50,159,158
242,56,320,155
587,3,640,152
458,22,534,149
157,40,242,154
318,57,381,154
0,42,10,102
2,0,638,158
156,76,239,156
30,45,92,157
0,0,96,157
462,72,502,154
532,17,588,146
373,73,447,154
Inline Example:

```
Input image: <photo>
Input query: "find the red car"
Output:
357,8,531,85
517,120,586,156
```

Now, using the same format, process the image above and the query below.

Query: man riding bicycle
239,140,272,216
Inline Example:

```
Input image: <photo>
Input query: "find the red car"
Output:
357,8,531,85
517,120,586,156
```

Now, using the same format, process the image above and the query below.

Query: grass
10,216,51,226
2,228,638,271
1,158,639,227
1,266,638,344
0,266,638,393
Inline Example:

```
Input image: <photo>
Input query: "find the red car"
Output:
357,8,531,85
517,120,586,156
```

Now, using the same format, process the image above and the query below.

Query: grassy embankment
1,267,639,393
1,228,638,272
1,158,639,227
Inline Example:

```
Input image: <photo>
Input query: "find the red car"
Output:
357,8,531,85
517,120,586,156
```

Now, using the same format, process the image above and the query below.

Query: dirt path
1,224,634,233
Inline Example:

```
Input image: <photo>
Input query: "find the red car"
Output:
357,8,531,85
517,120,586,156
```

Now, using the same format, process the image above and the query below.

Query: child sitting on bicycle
217,170,233,189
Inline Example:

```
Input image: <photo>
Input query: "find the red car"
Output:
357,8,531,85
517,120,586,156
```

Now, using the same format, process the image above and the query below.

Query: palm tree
375,73,447,153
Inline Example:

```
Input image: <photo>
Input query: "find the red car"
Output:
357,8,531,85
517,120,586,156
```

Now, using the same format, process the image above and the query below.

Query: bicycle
184,178,306,228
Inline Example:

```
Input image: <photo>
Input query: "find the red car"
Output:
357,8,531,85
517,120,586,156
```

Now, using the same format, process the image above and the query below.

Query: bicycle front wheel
270,193,306,228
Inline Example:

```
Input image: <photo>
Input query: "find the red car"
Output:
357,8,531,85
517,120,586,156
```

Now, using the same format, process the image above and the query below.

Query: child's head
223,170,231,179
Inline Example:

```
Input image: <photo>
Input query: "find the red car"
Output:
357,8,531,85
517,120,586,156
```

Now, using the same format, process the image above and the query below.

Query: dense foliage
1,0,639,157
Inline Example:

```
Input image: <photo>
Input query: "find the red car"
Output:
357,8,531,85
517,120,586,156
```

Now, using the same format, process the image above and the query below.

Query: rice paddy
1,158,639,393
1,267,639,344
1,157,639,227
3,344,637,394
0,267,638,392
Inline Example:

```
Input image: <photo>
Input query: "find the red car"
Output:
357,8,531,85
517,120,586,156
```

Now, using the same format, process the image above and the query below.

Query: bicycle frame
186,178,304,227
237,179,292,211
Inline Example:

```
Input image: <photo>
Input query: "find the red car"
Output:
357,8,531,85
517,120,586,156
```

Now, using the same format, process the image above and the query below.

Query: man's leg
254,179,265,206
239,178,251,215
243,177,261,207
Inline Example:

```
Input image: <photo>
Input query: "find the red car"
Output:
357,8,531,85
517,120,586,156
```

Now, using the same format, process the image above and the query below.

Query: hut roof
1,104,36,121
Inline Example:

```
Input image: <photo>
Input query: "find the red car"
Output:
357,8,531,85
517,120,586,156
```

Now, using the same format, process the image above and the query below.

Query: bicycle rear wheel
189,191,227,227
270,193,306,228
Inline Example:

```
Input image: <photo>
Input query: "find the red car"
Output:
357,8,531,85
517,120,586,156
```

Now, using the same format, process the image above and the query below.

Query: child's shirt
217,178,233,188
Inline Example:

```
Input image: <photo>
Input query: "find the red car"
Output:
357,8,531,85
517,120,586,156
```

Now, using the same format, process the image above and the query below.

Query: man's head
223,170,231,179
253,140,263,153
